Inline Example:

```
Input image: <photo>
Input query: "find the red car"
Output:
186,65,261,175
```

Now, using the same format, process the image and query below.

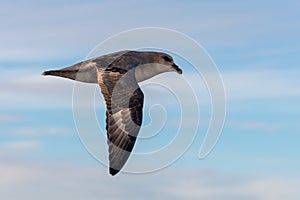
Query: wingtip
109,168,120,176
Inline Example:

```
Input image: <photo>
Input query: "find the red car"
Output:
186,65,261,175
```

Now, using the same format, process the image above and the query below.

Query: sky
1,0,300,199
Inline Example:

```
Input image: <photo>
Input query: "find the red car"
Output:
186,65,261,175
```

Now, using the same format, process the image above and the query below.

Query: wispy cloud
0,68,75,109
1,158,300,200
1,0,299,62
223,68,300,100
7,126,72,136
226,120,290,132
0,141,40,160
1,67,299,110
0,114,23,122
0,3,299,199
0,141,39,151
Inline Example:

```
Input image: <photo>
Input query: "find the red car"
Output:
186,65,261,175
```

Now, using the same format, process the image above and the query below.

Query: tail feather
42,69,77,77
42,61,98,83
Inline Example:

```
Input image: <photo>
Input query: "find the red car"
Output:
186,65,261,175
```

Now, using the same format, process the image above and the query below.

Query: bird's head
132,51,183,82
156,53,183,74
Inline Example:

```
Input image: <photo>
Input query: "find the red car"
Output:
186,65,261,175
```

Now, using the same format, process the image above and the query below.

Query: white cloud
7,126,72,136
0,141,39,151
0,135,299,200
0,159,300,200
0,0,299,62
226,120,289,131
0,114,23,122
222,68,300,100
247,178,300,200
0,163,37,185
168,173,300,200
1,67,299,111
0,68,76,109
0,141,40,160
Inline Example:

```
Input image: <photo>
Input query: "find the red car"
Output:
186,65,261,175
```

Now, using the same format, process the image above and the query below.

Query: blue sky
1,0,300,199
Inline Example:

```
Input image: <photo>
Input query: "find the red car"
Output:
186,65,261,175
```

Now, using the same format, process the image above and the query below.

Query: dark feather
98,66,144,176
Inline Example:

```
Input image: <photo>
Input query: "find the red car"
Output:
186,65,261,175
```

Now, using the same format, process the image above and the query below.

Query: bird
42,50,183,175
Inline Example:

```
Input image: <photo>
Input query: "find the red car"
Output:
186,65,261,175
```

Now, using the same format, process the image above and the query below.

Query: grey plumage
43,50,182,175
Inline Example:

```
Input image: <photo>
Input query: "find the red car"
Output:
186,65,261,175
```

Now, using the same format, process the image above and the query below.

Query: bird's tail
42,61,98,83
42,69,77,78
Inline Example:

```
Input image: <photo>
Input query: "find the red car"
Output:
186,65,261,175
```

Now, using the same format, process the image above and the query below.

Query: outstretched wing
97,68,144,176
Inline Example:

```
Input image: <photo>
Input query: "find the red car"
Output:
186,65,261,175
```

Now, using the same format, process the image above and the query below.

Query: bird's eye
162,56,172,62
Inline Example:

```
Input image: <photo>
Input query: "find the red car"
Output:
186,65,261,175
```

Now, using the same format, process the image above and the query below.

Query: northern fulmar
42,50,183,175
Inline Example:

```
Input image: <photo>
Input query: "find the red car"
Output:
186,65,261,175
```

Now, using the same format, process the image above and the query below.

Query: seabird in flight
42,50,183,175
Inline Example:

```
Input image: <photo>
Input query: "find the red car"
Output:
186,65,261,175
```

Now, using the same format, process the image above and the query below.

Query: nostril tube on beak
172,63,183,74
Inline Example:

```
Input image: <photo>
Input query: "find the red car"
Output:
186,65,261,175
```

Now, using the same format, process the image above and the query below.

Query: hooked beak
172,63,183,74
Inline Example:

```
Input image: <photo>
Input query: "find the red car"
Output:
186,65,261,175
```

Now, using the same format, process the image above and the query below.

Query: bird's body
43,50,182,175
